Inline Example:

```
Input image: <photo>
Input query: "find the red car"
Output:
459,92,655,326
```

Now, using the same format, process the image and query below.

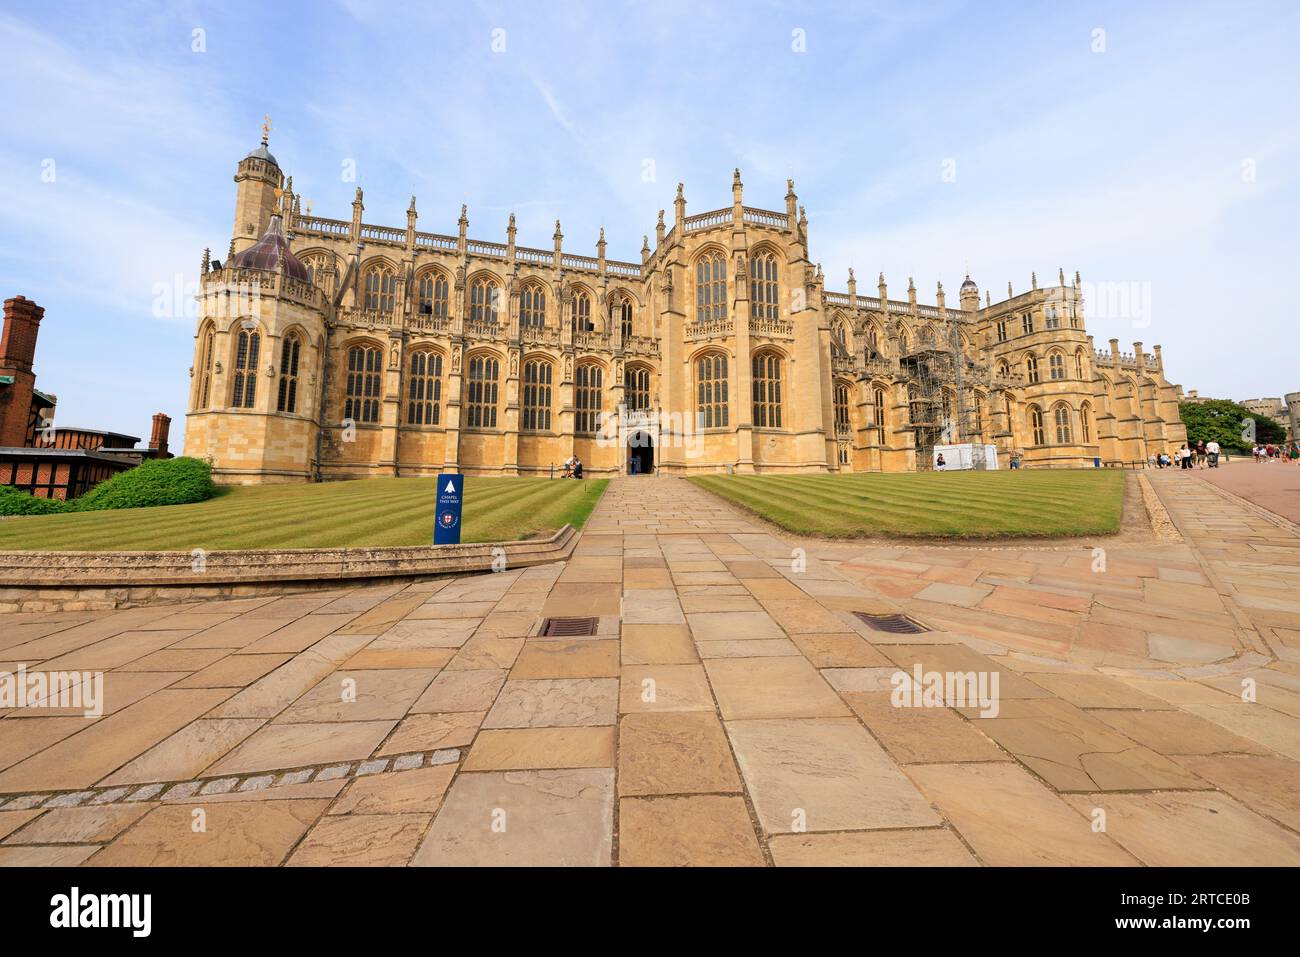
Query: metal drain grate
540,616,599,637
853,612,930,634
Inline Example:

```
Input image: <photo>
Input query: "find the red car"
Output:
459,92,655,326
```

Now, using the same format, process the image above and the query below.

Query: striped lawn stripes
0,477,609,551
687,470,1124,539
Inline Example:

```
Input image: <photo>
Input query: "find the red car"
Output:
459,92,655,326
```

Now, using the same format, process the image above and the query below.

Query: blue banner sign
434,474,464,545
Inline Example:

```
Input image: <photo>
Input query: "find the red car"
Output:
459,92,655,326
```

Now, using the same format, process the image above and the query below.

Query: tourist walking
1207,439,1220,468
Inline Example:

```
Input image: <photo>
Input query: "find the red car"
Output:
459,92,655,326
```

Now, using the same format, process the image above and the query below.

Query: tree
1179,399,1286,454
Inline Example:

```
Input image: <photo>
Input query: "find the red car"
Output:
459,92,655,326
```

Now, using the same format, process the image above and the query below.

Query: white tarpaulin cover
932,443,998,471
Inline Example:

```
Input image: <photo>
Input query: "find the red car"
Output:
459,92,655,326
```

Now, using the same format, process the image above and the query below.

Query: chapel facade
183,134,1188,482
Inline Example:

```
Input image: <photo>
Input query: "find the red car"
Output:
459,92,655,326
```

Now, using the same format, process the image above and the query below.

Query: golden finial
261,114,272,146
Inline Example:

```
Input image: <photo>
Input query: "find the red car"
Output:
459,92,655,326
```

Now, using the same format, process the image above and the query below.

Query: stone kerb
0,525,576,606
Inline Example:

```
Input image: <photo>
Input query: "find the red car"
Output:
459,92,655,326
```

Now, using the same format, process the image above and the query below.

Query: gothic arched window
617,296,634,339
625,364,651,412
231,327,260,409
575,363,603,435
197,324,214,410
1029,405,1045,445
834,381,851,435
276,333,301,414
751,350,783,428
470,277,500,323
363,264,397,312
344,345,381,423
1053,403,1073,444
466,354,499,428
695,352,728,429
418,271,449,318
1048,351,1066,380
750,251,779,321
570,290,593,333
407,350,442,425
520,283,546,328
695,252,727,323
521,359,553,431
303,254,333,291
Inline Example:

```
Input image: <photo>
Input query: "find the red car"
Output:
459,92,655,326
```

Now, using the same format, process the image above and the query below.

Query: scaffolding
902,320,991,470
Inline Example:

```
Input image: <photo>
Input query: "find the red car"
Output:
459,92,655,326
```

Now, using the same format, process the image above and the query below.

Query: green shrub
73,457,216,512
0,485,72,515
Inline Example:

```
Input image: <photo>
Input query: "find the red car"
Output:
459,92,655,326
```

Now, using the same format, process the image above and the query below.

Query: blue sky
2,0,1297,446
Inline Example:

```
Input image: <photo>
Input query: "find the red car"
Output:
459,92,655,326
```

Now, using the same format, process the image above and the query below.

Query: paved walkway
0,473,1298,865
1196,457,1300,525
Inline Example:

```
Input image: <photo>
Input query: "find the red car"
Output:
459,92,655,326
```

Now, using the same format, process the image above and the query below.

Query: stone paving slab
1,472,1299,865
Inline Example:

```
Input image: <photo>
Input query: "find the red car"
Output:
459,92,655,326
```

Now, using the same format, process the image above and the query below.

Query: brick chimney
1,296,43,371
149,412,171,457
0,296,45,447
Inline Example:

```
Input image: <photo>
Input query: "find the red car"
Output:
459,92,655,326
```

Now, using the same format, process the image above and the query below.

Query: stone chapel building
184,133,1188,482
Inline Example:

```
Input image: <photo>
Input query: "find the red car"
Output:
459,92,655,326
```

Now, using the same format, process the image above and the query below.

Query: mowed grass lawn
0,476,608,551
688,469,1126,539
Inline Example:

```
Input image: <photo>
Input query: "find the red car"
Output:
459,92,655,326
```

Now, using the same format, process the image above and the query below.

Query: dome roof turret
229,215,308,282
244,143,279,167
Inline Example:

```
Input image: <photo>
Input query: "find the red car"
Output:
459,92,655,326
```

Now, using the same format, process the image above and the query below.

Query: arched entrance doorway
628,431,654,475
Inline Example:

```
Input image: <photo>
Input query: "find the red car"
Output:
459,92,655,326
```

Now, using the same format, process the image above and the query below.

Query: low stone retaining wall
0,525,577,613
